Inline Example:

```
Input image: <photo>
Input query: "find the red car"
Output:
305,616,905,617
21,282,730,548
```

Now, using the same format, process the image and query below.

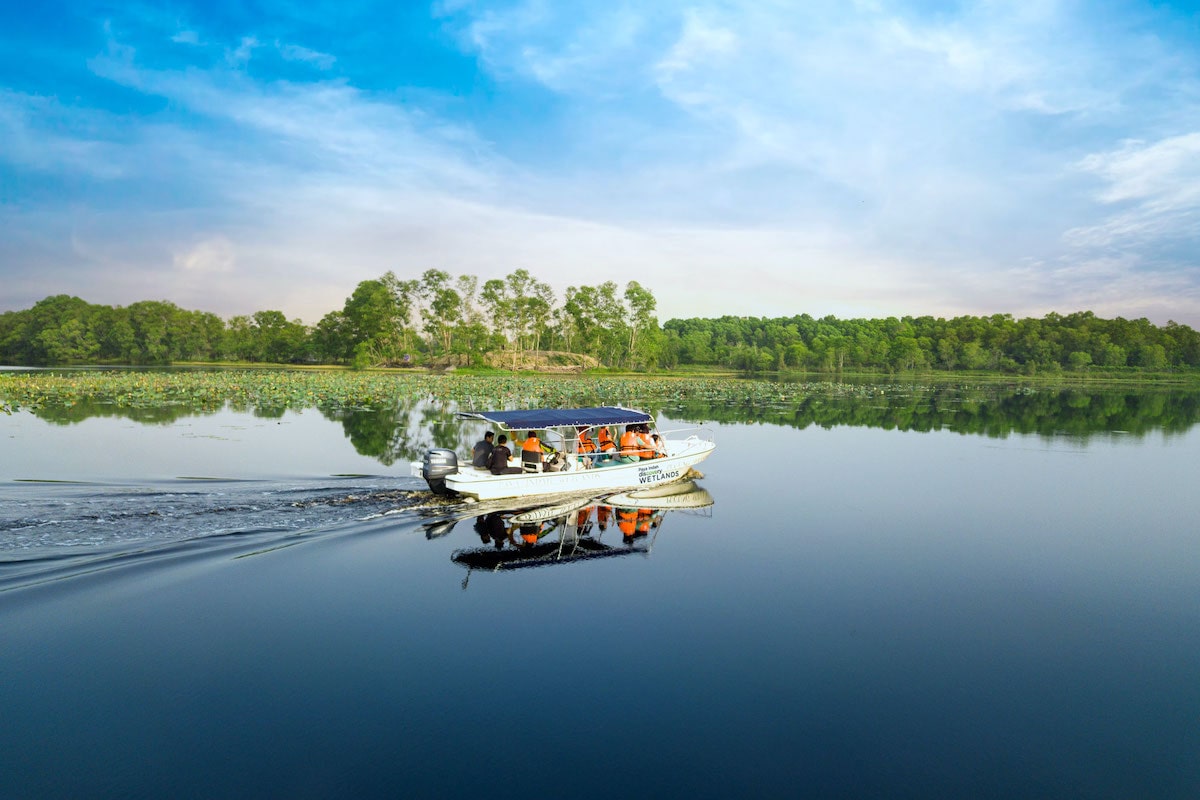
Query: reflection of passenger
511,519,554,547
596,505,611,532
518,522,540,545
618,507,658,543
617,507,638,539
474,512,508,549
576,505,594,536
488,435,523,475
472,431,494,469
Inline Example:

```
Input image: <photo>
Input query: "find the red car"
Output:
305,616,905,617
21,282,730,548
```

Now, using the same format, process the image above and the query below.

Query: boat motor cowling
422,448,459,495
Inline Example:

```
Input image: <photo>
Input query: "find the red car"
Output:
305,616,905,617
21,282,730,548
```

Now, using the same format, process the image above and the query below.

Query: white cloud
277,42,336,70
1067,133,1200,247
1080,133,1200,205
173,237,236,273
0,90,128,178
226,36,259,66
86,45,499,196
654,9,738,108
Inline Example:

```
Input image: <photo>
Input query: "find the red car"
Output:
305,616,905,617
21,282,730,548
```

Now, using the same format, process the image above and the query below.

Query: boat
410,405,714,501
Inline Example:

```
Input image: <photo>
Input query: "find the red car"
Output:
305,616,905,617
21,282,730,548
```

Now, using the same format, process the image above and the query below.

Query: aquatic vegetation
5,370,1199,443
0,369,914,414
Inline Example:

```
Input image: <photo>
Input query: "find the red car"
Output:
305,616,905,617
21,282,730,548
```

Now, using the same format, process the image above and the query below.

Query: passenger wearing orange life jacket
595,426,617,464
618,425,641,463
573,427,597,469
636,424,656,459
520,430,543,472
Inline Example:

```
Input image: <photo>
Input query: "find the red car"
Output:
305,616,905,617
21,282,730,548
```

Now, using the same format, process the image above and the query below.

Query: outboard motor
422,448,459,495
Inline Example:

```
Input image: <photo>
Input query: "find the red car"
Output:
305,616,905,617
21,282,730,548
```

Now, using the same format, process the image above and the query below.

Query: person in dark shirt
471,431,494,469
488,434,523,475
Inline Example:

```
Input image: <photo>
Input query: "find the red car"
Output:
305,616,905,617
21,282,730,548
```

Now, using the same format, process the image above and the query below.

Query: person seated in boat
487,434,523,475
595,426,617,464
618,425,641,463
576,426,597,468
519,430,545,472
576,426,597,454
636,424,658,459
651,433,667,457
471,431,494,469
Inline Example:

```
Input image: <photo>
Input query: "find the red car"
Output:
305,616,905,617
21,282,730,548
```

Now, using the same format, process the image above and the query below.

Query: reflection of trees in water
320,403,417,466
662,386,1200,440
30,400,219,426
423,404,470,450
24,386,1200,462
319,398,479,465
34,399,309,426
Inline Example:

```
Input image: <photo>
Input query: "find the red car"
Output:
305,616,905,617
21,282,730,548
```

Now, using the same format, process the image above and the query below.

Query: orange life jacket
577,430,596,453
522,435,541,454
617,509,637,536
637,432,655,459
619,430,640,456
597,428,616,452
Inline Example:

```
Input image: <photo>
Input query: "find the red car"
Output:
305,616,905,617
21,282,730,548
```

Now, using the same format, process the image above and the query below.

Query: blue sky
2,1,1200,325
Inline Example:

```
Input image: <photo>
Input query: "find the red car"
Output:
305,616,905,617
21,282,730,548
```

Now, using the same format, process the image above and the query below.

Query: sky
2,0,1200,326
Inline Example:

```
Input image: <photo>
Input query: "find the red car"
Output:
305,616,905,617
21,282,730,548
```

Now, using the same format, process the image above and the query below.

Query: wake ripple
0,478,439,556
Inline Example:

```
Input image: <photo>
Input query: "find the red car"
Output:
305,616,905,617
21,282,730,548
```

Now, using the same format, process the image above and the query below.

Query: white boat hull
411,437,715,502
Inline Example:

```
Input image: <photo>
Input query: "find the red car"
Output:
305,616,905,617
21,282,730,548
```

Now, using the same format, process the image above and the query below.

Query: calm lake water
2,382,1199,798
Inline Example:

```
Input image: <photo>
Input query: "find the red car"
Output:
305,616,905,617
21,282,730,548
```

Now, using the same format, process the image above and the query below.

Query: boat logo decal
638,464,680,484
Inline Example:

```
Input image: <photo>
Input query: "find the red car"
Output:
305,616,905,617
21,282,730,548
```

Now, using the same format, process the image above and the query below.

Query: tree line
3,271,1199,373
0,270,663,369
662,312,1200,373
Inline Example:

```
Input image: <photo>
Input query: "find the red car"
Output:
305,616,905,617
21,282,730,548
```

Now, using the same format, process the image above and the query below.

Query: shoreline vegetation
3,269,1199,377
4,372,1200,446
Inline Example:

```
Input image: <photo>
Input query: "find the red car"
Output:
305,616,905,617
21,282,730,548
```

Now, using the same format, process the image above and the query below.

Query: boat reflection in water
447,480,713,588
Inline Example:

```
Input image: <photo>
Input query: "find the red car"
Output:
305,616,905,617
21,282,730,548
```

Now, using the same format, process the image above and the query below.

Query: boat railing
657,424,715,444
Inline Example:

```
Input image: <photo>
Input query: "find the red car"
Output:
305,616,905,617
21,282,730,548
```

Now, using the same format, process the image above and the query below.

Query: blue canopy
459,406,652,431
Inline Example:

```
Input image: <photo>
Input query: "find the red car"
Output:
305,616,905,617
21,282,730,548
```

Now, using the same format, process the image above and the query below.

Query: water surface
2,386,1198,798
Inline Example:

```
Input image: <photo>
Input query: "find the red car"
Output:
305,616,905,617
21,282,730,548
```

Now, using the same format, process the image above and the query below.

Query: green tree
1067,351,1093,371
